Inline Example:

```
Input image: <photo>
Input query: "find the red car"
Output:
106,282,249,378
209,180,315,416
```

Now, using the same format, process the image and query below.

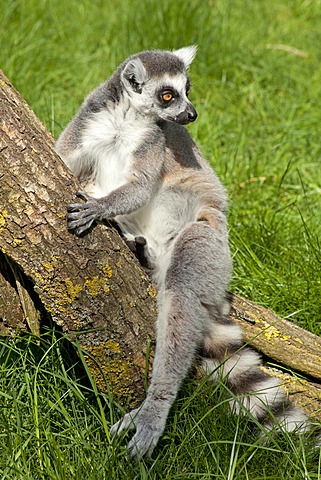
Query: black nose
188,109,198,122
175,105,198,125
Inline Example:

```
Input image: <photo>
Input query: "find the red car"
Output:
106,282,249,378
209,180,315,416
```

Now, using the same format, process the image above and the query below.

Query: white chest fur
81,105,150,198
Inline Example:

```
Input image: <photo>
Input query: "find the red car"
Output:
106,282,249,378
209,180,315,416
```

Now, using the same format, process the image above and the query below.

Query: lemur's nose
186,103,198,122
188,109,198,122
175,104,198,125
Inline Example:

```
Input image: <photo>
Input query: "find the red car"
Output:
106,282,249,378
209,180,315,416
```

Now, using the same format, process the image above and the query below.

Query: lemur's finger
135,236,146,245
67,210,92,220
67,204,99,218
67,202,90,212
68,216,94,230
74,222,94,236
67,193,95,212
76,191,93,201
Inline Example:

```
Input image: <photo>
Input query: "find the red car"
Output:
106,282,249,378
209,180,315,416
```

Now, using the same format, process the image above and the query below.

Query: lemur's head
120,46,198,125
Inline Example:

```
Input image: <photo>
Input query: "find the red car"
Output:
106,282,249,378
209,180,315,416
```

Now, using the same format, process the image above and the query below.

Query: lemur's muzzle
175,104,198,125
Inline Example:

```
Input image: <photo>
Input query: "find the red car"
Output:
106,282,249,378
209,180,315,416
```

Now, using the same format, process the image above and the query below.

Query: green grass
0,331,320,479
1,0,321,478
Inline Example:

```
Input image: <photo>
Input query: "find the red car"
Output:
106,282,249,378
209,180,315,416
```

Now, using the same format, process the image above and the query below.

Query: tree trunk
0,70,320,420
0,70,157,405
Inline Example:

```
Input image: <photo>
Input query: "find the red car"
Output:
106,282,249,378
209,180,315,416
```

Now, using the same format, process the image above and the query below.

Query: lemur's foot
110,403,166,460
124,236,153,269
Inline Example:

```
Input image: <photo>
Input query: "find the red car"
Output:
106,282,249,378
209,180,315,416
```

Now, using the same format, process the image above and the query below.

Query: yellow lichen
41,256,60,272
0,210,8,231
106,339,121,354
100,357,135,399
30,272,83,314
147,284,157,298
42,261,54,272
263,322,280,340
84,276,110,297
64,278,83,302
102,263,113,278
32,270,44,283
107,358,132,382
244,310,261,324
12,238,22,246
85,343,136,400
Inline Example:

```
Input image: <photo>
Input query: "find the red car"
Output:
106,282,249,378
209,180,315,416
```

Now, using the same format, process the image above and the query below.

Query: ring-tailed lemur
56,47,308,459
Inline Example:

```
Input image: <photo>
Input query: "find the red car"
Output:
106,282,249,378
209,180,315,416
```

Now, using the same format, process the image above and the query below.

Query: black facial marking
186,80,191,96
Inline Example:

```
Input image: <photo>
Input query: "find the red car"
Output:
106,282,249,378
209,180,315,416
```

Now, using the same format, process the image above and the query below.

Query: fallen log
231,295,321,380
0,69,320,419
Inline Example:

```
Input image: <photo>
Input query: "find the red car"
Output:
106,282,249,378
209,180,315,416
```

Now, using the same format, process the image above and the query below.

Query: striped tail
200,310,308,435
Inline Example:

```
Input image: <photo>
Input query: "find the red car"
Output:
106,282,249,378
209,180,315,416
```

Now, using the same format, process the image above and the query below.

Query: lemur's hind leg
200,311,308,434
111,221,231,459
111,289,207,459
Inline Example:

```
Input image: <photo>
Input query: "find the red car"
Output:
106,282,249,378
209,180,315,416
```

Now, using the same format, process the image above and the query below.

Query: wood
0,253,26,333
0,69,157,405
0,69,320,420
230,294,321,380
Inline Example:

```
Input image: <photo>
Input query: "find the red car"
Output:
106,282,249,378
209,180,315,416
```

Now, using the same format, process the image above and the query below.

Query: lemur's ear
172,45,197,69
121,57,148,94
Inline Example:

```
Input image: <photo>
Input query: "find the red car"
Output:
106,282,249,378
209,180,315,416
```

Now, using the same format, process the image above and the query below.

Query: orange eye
162,92,173,102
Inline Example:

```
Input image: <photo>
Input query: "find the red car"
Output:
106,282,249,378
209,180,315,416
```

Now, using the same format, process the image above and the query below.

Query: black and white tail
200,305,309,436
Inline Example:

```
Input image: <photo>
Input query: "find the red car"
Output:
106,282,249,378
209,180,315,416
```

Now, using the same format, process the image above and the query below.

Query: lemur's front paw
67,192,104,235
110,405,164,461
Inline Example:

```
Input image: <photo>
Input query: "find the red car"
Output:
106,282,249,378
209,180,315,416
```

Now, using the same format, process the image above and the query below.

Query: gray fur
56,47,310,460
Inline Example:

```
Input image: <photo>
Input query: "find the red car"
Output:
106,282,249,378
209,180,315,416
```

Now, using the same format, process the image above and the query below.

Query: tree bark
230,295,321,380
0,69,157,405
0,70,320,420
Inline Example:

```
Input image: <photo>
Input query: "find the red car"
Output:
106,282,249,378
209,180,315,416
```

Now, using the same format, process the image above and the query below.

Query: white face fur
120,46,198,125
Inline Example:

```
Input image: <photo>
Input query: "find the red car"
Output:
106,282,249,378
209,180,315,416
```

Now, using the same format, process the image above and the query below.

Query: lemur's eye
160,88,177,105
162,92,173,102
